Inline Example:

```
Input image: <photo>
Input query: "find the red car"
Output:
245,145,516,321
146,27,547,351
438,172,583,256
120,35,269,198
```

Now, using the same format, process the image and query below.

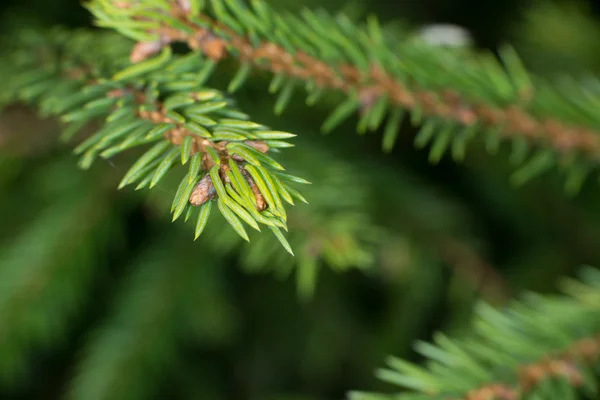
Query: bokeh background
1,0,600,399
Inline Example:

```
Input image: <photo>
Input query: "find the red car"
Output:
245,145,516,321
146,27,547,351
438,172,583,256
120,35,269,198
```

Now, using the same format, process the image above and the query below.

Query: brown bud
130,41,163,63
253,187,267,212
241,167,267,211
189,174,217,206
245,140,269,153
219,164,231,184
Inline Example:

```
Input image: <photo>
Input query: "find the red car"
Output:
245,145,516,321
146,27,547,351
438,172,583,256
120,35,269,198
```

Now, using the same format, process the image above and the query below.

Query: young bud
219,164,232,184
241,168,267,211
189,174,217,206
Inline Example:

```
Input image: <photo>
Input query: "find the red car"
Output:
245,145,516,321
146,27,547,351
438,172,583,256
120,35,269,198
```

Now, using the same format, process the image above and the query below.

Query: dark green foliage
67,233,236,400
0,157,120,386
1,0,600,400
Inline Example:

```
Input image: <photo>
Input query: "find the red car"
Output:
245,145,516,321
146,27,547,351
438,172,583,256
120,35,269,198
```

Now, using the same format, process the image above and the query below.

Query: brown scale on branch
107,87,270,211
189,173,216,206
127,1,600,160
457,334,600,400
241,166,267,211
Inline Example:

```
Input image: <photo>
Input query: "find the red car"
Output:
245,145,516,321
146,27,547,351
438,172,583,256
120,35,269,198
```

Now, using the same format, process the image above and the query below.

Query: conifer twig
351,267,600,400
112,0,600,160
0,27,306,250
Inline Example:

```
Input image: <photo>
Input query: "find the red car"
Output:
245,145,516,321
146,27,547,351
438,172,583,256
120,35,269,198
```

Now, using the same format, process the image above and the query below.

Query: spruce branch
88,0,600,191
349,267,600,400
0,27,308,253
